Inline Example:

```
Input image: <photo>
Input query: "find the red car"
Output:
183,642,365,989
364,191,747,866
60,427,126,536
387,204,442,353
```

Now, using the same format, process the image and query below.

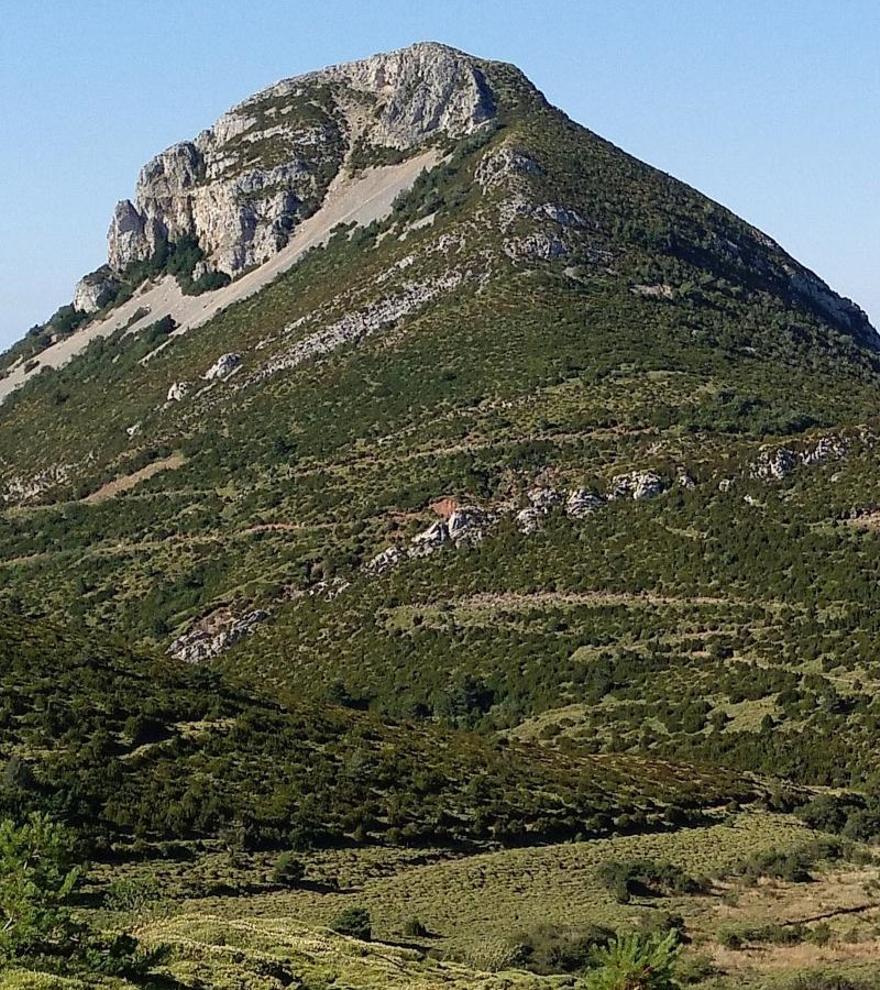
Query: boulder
410,520,450,556
167,381,190,402
204,353,241,380
515,488,562,533
73,266,119,313
752,447,798,481
366,546,407,574
448,505,490,541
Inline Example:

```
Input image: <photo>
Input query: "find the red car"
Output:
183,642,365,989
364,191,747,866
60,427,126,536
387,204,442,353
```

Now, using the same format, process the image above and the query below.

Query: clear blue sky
1,0,877,347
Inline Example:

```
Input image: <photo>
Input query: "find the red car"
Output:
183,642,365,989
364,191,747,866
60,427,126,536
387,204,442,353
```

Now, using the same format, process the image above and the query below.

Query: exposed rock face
448,505,490,541
788,271,874,344
73,267,119,313
258,269,471,379
410,520,450,556
752,436,850,481
801,436,849,466
366,545,408,575
632,283,674,301
752,447,799,482
320,42,496,148
105,43,504,279
168,608,269,663
504,231,567,261
108,201,149,271
475,145,543,190
565,489,606,518
1,464,71,504
204,353,241,381
516,488,562,533
609,471,668,500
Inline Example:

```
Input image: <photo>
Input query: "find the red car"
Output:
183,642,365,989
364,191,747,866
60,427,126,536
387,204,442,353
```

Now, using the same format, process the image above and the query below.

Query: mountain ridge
1,41,873,405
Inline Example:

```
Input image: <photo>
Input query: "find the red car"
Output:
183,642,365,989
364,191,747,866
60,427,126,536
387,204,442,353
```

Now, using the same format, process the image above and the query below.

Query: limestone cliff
106,42,504,277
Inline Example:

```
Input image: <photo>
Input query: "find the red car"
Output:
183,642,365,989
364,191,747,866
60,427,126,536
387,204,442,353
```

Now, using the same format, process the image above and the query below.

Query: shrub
271,852,305,887
402,916,428,937
598,859,706,904
510,922,614,974
104,876,161,912
0,814,80,960
716,926,744,950
584,931,681,990
331,906,371,941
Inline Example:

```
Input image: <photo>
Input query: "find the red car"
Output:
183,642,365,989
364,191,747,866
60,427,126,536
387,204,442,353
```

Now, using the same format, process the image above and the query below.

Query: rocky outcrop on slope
751,436,851,481
1,464,72,504
166,381,190,402
73,267,120,314
168,607,269,663
565,488,607,518
105,43,502,279
515,487,563,533
256,268,474,379
609,471,668,501
204,353,241,381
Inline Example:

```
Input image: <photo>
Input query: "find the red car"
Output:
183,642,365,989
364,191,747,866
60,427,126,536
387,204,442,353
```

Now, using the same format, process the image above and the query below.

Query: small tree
271,852,306,887
0,813,81,960
583,931,680,990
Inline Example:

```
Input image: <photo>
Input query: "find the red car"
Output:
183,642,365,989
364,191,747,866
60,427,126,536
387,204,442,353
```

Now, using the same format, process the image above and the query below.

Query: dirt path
81,453,186,504
436,591,760,611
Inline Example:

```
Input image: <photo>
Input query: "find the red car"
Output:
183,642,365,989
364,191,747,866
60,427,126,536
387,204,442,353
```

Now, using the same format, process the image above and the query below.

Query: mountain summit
2,41,874,402
106,43,507,278
1,39,879,724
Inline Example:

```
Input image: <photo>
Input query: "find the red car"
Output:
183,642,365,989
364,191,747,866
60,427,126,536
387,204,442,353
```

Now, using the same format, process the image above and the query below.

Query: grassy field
59,810,880,988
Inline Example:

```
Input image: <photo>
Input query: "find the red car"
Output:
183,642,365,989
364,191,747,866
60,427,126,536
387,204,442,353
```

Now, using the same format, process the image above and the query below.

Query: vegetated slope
1,42,879,797
0,609,765,854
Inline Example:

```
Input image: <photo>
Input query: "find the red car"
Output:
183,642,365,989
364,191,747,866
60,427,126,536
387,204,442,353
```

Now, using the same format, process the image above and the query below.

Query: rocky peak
105,43,508,280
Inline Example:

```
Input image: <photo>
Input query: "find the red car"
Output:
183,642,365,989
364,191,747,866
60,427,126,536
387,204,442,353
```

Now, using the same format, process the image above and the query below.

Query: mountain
3,42,880,988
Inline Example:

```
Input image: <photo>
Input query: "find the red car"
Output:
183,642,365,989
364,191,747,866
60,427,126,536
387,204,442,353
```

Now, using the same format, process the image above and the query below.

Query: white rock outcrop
73,267,119,313
565,489,606,518
204,353,241,381
366,545,408,574
751,436,850,482
515,488,562,533
167,381,190,402
105,43,502,279
410,520,450,556
752,447,798,482
609,471,668,501
168,608,269,663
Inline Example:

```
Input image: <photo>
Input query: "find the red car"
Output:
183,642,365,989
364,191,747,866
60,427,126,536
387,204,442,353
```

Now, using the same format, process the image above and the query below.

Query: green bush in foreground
583,931,681,990
0,813,80,960
0,814,163,980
